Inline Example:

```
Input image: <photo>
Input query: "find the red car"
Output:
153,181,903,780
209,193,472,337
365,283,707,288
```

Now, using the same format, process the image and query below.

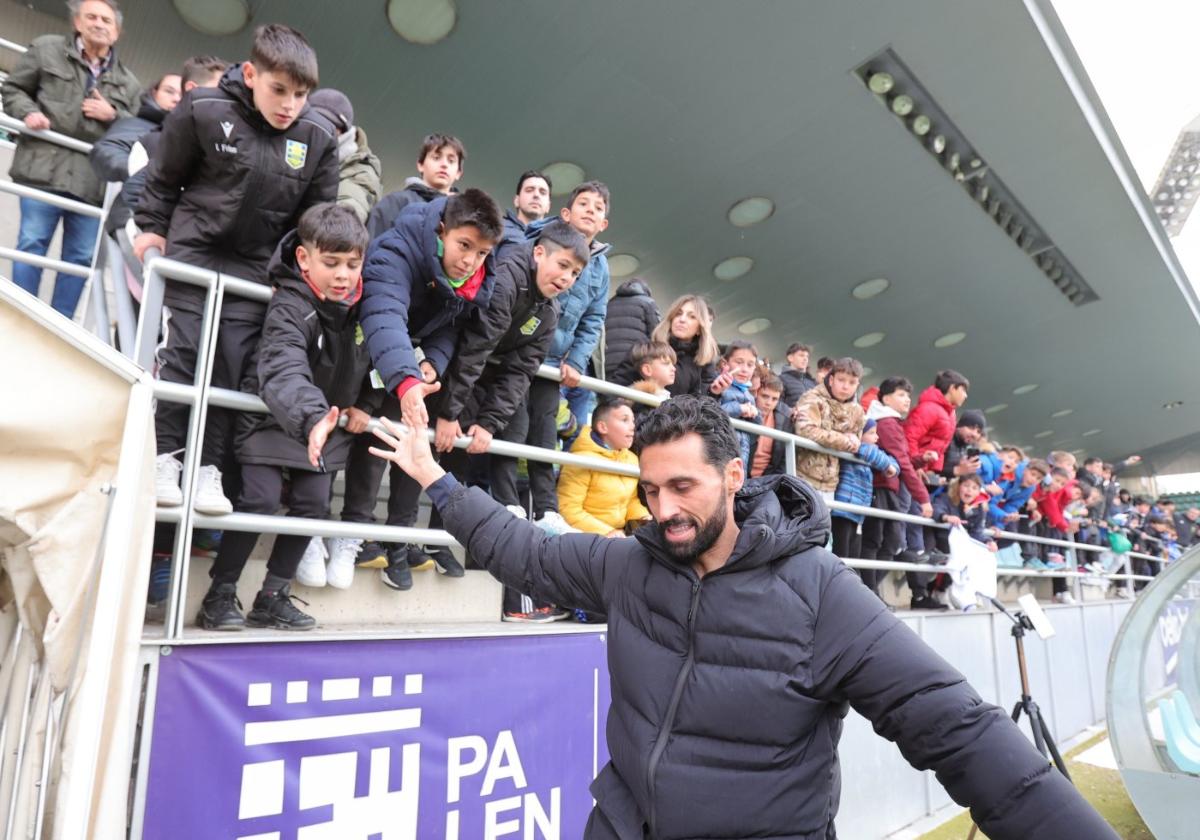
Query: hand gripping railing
138,253,1159,639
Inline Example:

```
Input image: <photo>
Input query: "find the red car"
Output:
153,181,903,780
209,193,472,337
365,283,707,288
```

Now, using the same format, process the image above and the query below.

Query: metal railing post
105,234,137,356
133,250,165,371
785,441,797,477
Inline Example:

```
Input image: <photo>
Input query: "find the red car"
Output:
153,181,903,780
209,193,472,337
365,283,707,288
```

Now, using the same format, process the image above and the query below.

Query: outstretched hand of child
945,515,964,527
344,407,371,434
465,424,493,455
307,406,340,468
400,380,441,428
434,417,462,453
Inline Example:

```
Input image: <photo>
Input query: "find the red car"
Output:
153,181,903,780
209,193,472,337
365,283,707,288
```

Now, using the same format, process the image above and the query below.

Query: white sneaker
326,537,361,589
193,465,234,515
1053,591,1078,605
535,511,576,536
505,505,529,520
295,538,328,588
155,453,183,507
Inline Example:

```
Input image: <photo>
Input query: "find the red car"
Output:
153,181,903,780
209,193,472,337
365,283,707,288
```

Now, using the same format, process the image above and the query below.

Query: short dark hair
593,397,634,428
759,373,784,394
1133,495,1150,506
249,24,318,90
181,55,229,87
297,203,368,255
830,357,864,378
631,340,676,371
785,342,811,357
634,395,740,469
516,169,551,195
442,188,503,243
535,219,589,265
1157,497,1175,507
68,0,121,27
1084,457,1102,468
419,133,466,168
567,180,611,214
1050,466,1070,480
723,339,757,361
934,369,970,394
1026,458,1050,476
816,356,834,371
878,376,913,399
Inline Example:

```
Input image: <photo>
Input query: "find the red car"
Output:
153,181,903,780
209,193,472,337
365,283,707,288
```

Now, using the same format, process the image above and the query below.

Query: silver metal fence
135,253,1161,640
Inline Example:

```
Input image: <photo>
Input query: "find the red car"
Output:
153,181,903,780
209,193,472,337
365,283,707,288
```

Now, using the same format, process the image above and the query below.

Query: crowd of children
85,22,1179,630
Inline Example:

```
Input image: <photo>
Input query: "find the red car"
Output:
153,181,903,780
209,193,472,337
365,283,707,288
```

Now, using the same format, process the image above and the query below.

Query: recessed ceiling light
867,72,894,94
738,317,772,336
1082,429,1102,437
607,254,639,277
853,332,885,348
387,0,456,44
172,0,249,35
713,256,753,281
1050,409,1074,418
727,196,775,227
985,403,1008,414
851,277,890,300
1034,430,1054,439
933,331,966,348
540,162,585,196
1012,383,1039,395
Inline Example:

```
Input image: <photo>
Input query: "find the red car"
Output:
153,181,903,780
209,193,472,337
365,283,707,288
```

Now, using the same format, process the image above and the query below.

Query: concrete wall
837,600,1132,838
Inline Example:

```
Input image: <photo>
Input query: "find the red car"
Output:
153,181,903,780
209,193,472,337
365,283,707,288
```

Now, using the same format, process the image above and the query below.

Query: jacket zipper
230,115,269,260
646,577,702,839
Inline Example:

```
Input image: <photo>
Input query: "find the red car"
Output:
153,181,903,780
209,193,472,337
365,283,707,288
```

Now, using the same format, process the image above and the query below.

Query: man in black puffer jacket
605,278,661,383
371,396,1118,840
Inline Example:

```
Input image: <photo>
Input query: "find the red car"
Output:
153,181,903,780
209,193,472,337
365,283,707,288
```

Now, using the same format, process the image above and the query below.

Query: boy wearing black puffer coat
197,204,377,632
605,278,660,384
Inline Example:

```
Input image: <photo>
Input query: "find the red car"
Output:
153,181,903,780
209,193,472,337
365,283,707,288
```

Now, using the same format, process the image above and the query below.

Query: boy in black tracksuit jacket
133,26,339,515
396,221,589,603
197,204,376,631
337,189,504,578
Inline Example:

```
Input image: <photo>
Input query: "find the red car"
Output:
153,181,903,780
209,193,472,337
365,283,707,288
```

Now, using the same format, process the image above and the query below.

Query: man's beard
656,492,729,565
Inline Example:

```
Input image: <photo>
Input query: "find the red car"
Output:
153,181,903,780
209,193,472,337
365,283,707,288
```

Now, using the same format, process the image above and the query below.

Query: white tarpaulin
946,525,998,610
0,284,155,838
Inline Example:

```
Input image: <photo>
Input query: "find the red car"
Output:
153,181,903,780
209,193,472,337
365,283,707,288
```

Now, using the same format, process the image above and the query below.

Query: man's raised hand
370,416,445,489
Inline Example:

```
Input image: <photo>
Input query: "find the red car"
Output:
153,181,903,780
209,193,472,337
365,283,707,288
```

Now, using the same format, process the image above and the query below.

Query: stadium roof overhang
12,0,1199,471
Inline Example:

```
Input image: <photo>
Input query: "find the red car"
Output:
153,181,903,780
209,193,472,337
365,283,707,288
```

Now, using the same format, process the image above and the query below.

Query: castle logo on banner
142,634,610,838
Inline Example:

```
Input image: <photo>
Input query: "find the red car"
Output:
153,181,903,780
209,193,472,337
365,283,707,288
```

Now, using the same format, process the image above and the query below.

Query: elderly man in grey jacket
1,0,140,317
370,395,1117,840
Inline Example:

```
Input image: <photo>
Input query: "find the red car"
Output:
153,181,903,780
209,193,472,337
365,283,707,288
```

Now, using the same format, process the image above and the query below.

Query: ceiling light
911,115,931,136
860,366,874,378
985,403,1008,414
851,277,890,300
387,0,456,44
1034,430,1054,439
1050,409,1074,418
738,317,772,336
867,72,895,94
728,196,775,227
540,162,585,197
713,256,754,281
891,95,914,116
932,331,966,348
172,0,249,35
1012,383,1039,395
607,254,639,277
931,135,947,154
1163,400,1185,410
1082,429,1102,437
853,331,885,348
1150,115,1200,236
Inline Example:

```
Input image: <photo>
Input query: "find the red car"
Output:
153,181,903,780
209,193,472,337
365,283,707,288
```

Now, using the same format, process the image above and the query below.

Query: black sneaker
502,609,556,624
406,544,435,572
246,584,316,630
380,546,413,591
426,545,465,578
356,540,388,569
919,550,950,565
911,594,949,611
197,582,244,630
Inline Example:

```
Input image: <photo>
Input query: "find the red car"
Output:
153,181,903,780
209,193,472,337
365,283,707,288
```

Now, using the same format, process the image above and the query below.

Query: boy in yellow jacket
558,398,651,537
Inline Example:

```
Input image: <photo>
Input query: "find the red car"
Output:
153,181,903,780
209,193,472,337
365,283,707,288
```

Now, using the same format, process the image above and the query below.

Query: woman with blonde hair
651,295,724,398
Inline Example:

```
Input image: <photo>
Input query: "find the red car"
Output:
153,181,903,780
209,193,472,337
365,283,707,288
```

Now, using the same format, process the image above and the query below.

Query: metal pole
4,661,39,840
785,441,796,477
133,251,164,371
0,247,90,278
106,234,137,356
0,114,92,153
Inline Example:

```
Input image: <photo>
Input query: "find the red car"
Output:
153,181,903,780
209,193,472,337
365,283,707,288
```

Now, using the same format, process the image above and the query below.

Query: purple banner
143,632,610,839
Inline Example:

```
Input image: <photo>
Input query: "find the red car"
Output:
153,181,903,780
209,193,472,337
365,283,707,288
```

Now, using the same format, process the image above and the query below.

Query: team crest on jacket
519,316,541,336
284,139,308,170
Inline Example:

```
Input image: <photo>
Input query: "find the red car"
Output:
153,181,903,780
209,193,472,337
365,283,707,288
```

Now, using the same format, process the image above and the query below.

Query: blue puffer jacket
988,462,1037,525
527,216,610,370
359,196,494,392
833,442,899,523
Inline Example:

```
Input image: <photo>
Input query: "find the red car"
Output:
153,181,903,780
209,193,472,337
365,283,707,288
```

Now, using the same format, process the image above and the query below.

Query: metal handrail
0,113,93,154
0,36,28,55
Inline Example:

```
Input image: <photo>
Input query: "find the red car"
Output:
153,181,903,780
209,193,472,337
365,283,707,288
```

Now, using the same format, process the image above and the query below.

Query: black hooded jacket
665,334,717,399
365,177,443,240
434,242,559,435
234,229,379,471
604,278,661,383
780,366,818,408
431,473,1118,840
89,93,168,231
134,65,338,314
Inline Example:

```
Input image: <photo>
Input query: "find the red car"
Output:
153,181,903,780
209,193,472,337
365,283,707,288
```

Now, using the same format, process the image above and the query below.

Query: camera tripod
966,599,1071,839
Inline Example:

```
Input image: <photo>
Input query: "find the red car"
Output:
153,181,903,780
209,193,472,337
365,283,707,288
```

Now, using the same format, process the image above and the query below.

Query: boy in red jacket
901,369,969,561
1028,465,1079,603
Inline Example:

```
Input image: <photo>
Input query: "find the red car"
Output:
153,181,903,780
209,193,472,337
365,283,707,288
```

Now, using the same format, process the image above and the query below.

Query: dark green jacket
1,34,141,204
